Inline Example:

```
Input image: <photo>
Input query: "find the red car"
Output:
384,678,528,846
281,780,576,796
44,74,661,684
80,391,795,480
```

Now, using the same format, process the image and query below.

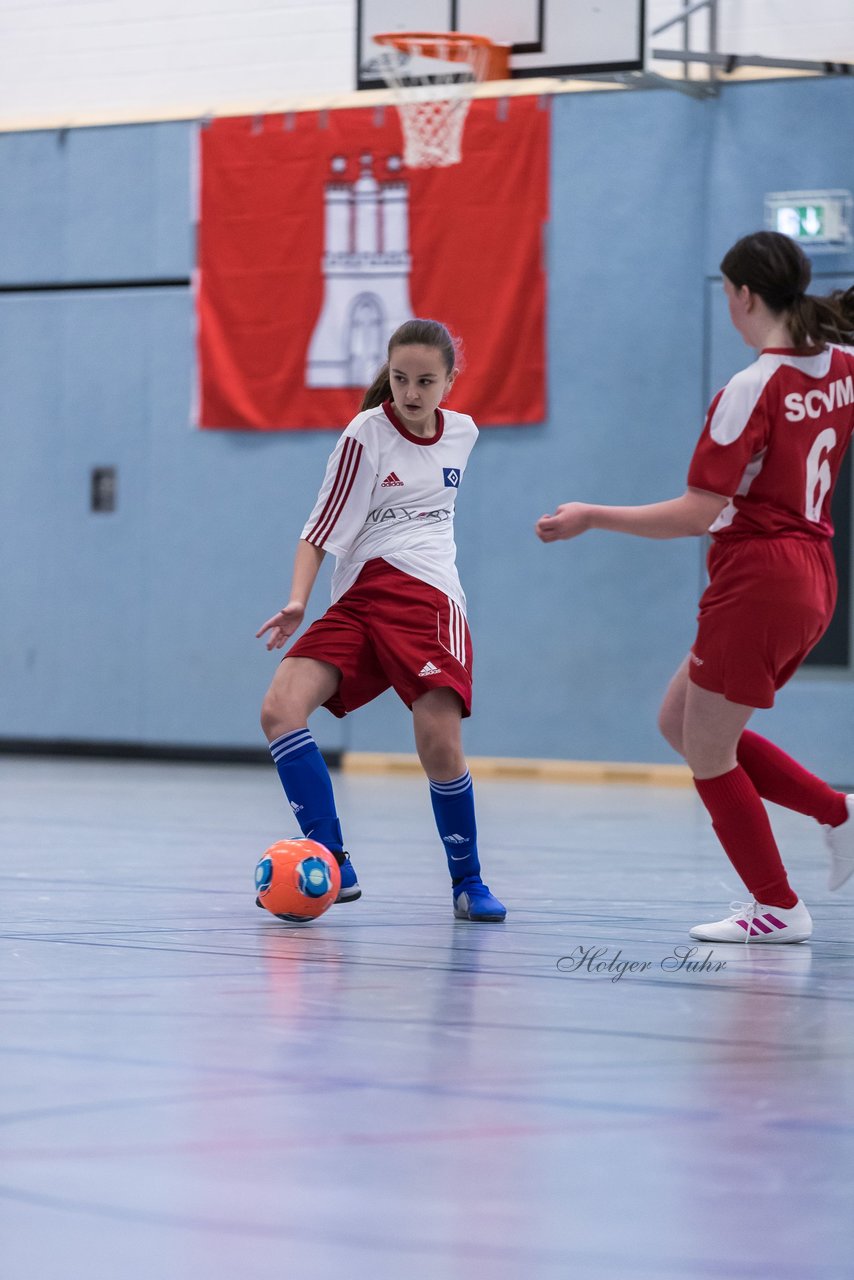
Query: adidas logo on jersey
443,834,469,845
381,472,404,487
418,661,441,677
290,800,304,813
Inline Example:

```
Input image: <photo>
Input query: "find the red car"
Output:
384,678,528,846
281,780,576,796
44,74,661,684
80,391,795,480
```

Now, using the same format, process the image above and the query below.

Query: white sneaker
689,899,812,944
823,795,854,891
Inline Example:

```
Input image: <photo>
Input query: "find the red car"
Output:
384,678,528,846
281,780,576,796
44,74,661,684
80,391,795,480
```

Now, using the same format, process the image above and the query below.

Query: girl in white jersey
256,319,506,923
537,231,854,944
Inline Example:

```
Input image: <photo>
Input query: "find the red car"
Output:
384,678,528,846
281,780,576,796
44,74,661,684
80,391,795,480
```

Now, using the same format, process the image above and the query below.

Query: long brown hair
720,230,854,348
360,319,459,411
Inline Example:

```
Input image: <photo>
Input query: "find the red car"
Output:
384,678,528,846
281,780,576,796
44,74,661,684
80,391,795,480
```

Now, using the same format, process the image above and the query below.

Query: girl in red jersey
256,319,505,922
537,231,854,943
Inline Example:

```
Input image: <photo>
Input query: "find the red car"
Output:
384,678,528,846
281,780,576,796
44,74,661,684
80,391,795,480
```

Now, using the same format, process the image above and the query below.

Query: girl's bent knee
657,707,683,756
260,689,298,740
417,742,466,781
259,696,279,740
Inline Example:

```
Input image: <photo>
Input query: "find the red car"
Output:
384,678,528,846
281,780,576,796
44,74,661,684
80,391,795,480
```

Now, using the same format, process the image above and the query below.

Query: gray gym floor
1,754,852,1280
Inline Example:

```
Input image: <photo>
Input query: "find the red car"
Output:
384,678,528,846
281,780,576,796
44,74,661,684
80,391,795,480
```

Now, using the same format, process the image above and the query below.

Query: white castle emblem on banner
306,153,414,388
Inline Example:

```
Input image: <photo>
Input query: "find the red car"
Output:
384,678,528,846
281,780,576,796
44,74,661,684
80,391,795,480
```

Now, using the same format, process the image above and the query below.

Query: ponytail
360,363,391,411
789,285,854,348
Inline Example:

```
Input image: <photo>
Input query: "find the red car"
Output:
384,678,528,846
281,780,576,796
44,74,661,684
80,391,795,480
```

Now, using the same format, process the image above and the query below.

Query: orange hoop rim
373,30,499,64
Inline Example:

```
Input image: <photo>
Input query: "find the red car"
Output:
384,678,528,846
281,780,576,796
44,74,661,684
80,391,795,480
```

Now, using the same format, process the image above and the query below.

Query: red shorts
286,559,473,718
689,537,837,709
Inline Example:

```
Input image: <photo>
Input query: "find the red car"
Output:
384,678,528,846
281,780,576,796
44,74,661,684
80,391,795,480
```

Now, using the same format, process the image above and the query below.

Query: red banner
196,96,549,430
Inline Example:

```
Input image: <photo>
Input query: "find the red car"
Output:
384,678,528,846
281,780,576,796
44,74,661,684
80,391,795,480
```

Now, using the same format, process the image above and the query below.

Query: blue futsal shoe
453,875,506,922
335,852,361,903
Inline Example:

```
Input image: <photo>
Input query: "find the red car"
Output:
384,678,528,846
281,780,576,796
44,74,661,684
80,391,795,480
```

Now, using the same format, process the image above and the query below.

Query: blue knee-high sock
429,771,481,883
269,730,344,855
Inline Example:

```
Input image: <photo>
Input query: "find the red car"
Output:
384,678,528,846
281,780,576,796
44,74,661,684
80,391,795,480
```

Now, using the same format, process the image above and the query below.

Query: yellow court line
341,752,693,787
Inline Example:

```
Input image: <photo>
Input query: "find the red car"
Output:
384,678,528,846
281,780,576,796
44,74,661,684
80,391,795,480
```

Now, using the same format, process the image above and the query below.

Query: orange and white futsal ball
254,839,341,922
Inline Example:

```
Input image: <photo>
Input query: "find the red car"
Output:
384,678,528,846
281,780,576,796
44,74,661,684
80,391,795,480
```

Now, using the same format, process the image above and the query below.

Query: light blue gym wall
1,78,853,774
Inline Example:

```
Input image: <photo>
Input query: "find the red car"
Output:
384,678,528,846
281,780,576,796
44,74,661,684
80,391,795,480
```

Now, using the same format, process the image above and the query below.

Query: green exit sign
765,190,852,250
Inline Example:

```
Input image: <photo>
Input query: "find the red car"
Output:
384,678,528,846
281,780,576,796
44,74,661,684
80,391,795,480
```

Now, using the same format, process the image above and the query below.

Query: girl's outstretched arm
535,488,730,543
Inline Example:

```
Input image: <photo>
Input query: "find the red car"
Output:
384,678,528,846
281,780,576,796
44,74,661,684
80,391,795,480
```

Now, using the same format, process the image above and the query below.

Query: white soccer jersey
301,401,478,609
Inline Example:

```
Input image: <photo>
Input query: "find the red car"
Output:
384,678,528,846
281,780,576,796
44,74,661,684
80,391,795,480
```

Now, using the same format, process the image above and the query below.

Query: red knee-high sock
737,730,847,827
693,765,798,909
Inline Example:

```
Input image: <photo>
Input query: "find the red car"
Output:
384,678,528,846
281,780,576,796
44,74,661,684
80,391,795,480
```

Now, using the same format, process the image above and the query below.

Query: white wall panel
0,0,355,128
647,0,854,73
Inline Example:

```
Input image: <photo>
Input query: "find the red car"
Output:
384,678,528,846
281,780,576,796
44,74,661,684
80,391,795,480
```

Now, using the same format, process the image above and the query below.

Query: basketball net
372,32,508,169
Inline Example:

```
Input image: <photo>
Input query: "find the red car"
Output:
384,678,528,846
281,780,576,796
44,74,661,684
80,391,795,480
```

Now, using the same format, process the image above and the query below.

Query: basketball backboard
357,0,645,89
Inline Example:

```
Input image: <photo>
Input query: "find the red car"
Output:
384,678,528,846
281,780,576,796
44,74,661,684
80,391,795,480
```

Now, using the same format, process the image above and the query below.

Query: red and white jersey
301,400,478,608
688,345,854,540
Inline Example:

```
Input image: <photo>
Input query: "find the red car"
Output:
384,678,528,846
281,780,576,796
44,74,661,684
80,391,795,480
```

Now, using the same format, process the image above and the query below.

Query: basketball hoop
372,31,510,169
